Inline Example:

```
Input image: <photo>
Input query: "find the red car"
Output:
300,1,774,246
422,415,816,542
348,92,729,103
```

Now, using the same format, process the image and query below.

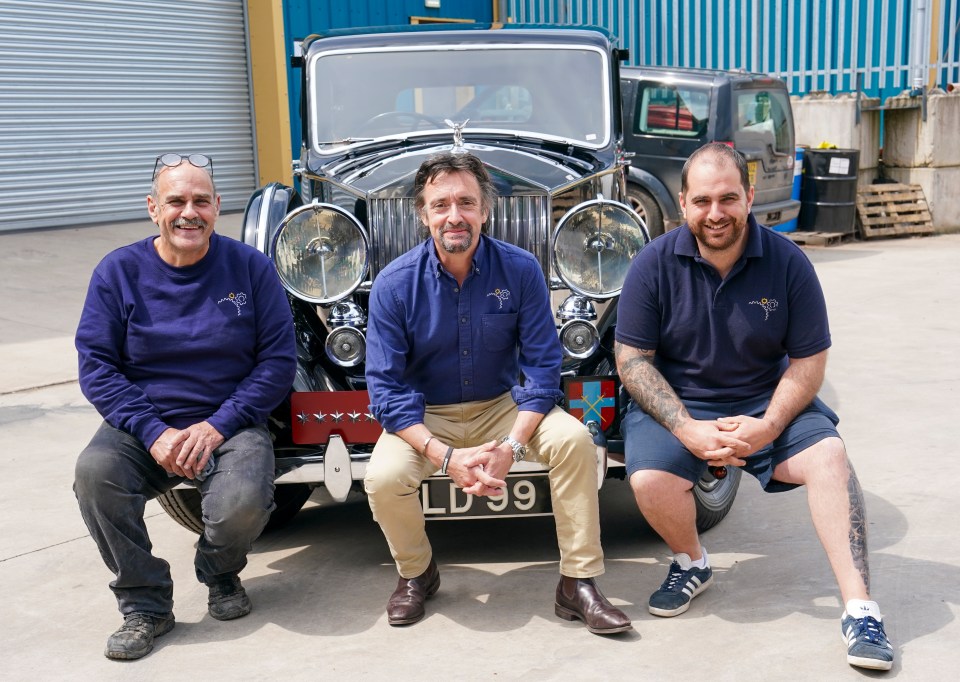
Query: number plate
421,473,552,519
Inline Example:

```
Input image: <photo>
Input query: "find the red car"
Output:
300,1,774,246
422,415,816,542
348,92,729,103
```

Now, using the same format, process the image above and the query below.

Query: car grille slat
368,196,550,278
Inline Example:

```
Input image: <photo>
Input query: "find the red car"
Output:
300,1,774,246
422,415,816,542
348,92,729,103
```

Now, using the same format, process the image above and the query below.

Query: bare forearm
764,350,828,435
614,341,690,434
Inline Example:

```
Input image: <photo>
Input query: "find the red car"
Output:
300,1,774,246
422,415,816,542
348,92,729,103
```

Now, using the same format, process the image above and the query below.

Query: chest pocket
481,313,518,352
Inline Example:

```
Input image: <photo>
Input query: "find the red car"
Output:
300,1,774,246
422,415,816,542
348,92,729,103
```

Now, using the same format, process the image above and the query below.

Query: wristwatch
500,435,527,462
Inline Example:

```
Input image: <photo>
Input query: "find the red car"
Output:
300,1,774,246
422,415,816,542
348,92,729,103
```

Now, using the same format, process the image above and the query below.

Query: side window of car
634,83,709,138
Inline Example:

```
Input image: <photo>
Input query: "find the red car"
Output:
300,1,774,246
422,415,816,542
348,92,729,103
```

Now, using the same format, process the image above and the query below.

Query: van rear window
633,84,709,138
734,89,792,154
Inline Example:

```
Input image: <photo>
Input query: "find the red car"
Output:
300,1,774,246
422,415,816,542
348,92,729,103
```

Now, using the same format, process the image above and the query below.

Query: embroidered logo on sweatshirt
749,296,778,320
487,287,510,309
218,291,247,316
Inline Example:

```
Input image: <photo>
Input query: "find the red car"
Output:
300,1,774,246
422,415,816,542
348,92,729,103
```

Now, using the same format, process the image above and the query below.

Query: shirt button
460,317,467,324
462,350,469,356
463,380,470,385
453,287,459,293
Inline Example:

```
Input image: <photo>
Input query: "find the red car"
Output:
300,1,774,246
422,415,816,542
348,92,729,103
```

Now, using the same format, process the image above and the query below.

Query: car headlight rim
271,202,369,305
551,196,648,300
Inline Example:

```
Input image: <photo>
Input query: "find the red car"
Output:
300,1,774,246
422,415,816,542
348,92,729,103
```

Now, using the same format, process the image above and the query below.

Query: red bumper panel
563,376,620,432
291,391,383,445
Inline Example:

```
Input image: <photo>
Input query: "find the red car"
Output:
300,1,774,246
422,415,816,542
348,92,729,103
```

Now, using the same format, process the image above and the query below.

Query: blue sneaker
842,612,894,670
648,553,713,617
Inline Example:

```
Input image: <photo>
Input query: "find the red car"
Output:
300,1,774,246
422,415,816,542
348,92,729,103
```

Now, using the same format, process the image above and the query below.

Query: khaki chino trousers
364,392,605,579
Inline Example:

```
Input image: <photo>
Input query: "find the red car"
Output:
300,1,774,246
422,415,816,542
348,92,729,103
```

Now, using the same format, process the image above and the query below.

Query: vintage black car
158,24,741,533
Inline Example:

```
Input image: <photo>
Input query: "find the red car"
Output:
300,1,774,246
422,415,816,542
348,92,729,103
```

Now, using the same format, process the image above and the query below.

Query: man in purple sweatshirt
73,153,296,660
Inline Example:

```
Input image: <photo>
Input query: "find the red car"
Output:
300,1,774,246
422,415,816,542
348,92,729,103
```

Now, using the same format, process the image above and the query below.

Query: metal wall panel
0,0,255,232
504,0,960,100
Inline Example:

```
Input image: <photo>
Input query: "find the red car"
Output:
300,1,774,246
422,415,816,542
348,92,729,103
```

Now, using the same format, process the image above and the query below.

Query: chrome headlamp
552,195,648,299
272,202,369,304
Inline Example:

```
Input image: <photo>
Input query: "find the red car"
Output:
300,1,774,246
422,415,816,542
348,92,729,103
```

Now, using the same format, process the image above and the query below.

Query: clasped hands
149,421,225,479
444,440,514,497
679,415,778,468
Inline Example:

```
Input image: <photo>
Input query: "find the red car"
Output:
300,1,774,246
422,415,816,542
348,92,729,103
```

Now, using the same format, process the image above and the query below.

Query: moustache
173,217,207,229
440,222,470,234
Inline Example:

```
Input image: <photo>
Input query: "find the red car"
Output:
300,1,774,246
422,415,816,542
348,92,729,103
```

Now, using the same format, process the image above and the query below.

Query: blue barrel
775,146,805,232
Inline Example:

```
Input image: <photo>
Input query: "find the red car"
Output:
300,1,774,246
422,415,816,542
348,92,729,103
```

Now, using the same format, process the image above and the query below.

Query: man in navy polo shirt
615,142,893,671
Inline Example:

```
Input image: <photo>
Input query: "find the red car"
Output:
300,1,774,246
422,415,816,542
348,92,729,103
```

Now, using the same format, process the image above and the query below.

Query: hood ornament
444,118,469,152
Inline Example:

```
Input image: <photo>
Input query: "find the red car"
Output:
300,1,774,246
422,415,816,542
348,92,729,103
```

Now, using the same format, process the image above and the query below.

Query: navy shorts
622,394,840,493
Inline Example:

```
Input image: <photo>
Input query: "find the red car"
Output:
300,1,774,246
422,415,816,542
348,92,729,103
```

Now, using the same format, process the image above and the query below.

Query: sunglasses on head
153,153,214,180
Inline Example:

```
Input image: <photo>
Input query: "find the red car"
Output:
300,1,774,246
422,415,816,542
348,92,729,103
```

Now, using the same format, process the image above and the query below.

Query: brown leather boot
555,576,632,635
386,559,440,625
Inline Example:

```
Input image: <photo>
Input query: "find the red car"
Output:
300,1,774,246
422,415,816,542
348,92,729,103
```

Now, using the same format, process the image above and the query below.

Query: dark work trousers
74,422,276,617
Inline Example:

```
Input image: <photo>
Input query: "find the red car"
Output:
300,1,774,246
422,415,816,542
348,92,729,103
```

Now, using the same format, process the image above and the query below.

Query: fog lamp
325,326,366,367
559,319,600,359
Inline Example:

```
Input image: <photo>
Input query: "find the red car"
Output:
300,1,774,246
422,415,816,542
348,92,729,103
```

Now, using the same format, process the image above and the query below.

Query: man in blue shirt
364,152,630,635
74,154,297,660
615,142,893,671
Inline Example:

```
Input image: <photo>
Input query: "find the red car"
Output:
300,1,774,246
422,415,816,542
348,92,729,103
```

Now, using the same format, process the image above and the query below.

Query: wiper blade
315,137,376,146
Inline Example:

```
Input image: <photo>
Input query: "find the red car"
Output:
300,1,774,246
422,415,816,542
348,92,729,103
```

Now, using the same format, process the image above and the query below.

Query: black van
620,66,800,237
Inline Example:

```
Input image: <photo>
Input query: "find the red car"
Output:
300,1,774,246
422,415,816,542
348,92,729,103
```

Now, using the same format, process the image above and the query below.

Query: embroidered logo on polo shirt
217,291,247,316
749,297,778,320
487,287,511,309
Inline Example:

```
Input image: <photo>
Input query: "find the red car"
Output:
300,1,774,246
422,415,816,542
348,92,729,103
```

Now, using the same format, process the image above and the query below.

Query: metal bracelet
422,435,435,456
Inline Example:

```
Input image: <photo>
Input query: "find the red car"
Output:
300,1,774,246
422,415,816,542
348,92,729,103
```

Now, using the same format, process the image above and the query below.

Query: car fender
624,166,680,225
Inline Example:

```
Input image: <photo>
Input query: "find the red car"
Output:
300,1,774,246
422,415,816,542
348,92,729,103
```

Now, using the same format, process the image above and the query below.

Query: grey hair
413,152,497,217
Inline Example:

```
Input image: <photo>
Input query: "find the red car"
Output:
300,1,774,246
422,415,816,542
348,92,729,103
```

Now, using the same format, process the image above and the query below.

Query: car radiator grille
367,196,550,277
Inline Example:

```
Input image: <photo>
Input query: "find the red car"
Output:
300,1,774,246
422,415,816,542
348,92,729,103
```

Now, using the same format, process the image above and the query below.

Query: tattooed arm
615,341,748,465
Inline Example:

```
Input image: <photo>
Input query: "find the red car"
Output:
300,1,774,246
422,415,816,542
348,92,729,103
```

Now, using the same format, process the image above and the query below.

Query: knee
629,468,691,499
74,446,119,502
815,437,851,478
363,449,422,500
204,484,272,545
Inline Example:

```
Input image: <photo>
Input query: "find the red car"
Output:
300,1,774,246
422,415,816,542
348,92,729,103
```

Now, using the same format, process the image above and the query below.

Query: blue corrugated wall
504,0,960,101
282,0,494,155
278,0,959,156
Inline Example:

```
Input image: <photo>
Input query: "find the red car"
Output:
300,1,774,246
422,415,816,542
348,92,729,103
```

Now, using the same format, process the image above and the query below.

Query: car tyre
158,483,314,535
627,184,665,238
693,465,742,532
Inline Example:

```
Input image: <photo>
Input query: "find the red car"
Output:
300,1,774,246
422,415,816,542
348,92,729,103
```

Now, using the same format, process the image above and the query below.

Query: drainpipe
910,0,929,95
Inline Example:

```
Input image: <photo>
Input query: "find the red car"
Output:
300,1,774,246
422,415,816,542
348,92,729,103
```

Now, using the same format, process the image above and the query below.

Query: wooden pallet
783,231,846,246
856,183,935,239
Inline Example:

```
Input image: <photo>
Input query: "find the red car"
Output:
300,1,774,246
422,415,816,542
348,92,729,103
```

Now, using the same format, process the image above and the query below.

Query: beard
438,222,474,254
689,213,748,253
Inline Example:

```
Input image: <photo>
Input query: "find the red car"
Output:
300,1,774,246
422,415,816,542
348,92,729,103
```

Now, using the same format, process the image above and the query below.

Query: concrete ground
1,215,958,680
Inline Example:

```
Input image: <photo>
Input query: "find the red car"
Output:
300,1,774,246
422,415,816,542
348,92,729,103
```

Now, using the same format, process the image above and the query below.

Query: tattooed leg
846,459,870,593
772,437,872,603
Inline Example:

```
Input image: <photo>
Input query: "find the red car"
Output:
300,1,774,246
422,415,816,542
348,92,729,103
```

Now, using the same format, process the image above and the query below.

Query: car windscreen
308,44,610,152
632,83,710,138
732,88,792,155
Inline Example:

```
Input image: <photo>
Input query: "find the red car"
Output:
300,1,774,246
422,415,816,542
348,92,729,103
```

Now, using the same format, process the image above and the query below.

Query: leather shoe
387,559,440,625
555,576,632,635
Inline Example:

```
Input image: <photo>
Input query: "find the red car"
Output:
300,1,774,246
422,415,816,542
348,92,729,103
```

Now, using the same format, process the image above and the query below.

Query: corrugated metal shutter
0,0,255,232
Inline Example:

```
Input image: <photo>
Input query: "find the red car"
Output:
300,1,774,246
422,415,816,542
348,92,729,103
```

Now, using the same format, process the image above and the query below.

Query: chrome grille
367,195,551,277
